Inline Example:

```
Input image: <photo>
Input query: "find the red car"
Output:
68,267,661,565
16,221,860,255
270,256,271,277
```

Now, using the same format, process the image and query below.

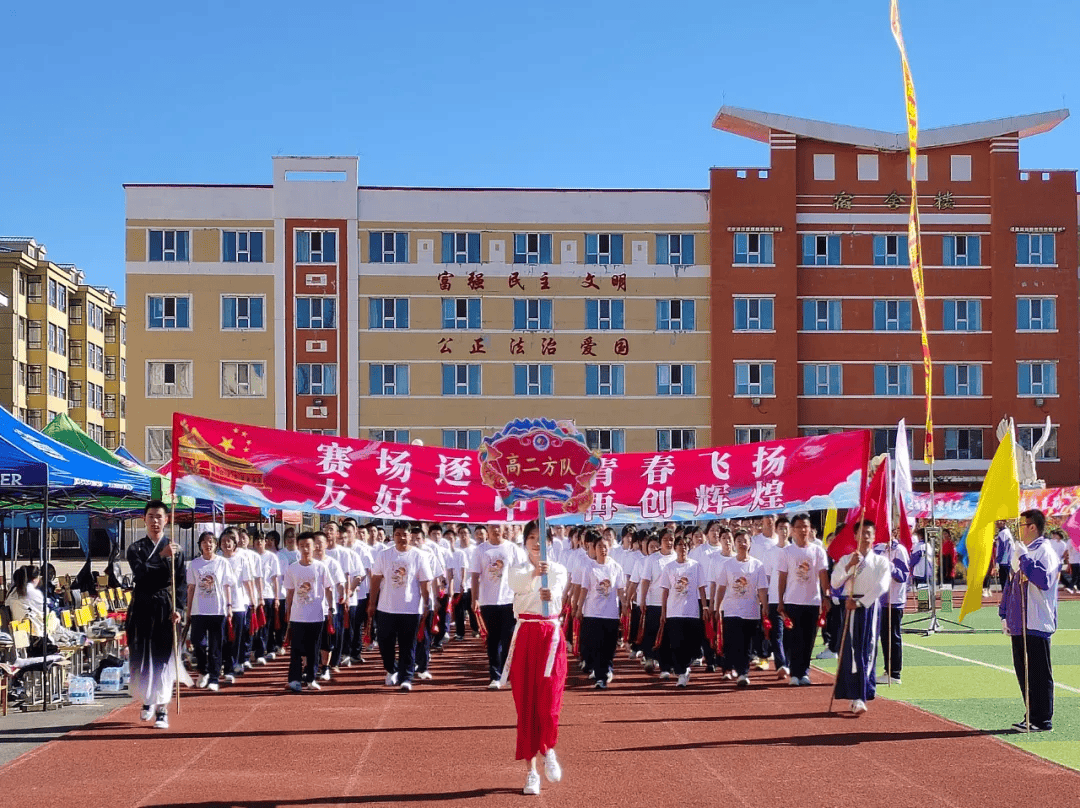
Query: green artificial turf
812,598,1080,770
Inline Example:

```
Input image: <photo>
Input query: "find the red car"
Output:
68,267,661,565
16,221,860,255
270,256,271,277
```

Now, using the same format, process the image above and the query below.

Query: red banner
170,413,869,524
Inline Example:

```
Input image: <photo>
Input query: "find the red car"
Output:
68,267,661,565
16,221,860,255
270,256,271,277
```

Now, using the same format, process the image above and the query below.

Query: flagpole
170,500,180,715
1020,567,1030,732
538,501,549,618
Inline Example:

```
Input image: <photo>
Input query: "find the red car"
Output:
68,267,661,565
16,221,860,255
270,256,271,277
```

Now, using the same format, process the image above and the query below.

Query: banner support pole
538,500,549,618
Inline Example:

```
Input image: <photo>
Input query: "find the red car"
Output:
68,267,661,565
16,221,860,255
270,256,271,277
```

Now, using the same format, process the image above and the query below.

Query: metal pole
538,501,549,618
170,500,180,714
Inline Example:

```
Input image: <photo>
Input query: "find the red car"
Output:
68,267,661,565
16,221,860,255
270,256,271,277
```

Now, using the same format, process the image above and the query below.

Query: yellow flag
823,509,838,545
958,429,1020,622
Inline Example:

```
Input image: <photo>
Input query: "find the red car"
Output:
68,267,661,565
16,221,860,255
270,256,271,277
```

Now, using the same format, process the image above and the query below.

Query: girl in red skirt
503,519,569,796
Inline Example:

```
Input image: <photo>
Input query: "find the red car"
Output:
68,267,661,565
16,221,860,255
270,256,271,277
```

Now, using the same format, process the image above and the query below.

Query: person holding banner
1000,509,1059,732
126,500,185,730
505,519,569,796
574,529,625,689
830,520,891,715
713,530,768,687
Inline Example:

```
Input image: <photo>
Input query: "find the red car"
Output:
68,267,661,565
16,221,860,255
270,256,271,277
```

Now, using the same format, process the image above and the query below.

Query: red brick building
709,107,1078,487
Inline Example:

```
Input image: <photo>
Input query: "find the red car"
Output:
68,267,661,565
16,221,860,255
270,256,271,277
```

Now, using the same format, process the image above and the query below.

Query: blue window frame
513,233,553,264
734,363,774,396
149,230,189,262
734,232,774,265
942,299,981,331
801,235,840,265
1018,362,1056,396
873,364,913,396
369,364,410,396
657,364,696,396
584,429,625,454
441,364,481,396
223,231,264,263
296,363,337,395
147,295,190,329
734,298,774,331
585,299,624,330
1016,233,1055,265
296,297,336,329
369,232,409,263
368,298,410,329
441,232,481,263
442,429,483,450
656,234,695,265
370,429,410,443
296,230,336,263
872,234,909,266
873,300,913,331
801,299,842,331
513,299,553,330
513,364,554,395
943,364,983,396
585,233,624,265
1017,298,1056,330
656,299,695,331
585,364,625,396
442,298,482,329
802,364,842,396
943,235,980,266
222,296,264,330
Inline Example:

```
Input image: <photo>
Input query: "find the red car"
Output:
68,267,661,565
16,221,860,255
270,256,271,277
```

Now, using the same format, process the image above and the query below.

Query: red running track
0,638,1076,808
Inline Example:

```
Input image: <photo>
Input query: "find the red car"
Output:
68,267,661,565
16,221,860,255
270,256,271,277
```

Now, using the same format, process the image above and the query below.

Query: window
734,363,775,396
656,234,695,265
68,303,83,324
943,235,981,266
146,427,173,465
68,341,82,366
296,297,336,329
873,235,908,266
441,232,481,264
873,300,913,331
657,429,696,451
513,299,553,331
442,429,482,450
369,429,410,444
513,364,554,396
296,363,337,395
656,299,695,331
47,323,56,354
27,365,42,394
27,276,42,303
47,367,58,397
733,233,774,265
17,317,26,344
105,432,118,451
105,356,117,380
28,321,42,348
735,427,775,445
802,299,842,331
90,344,104,372
1017,362,1056,396
368,298,410,329
441,364,481,396
1017,425,1058,460
943,364,982,396
585,299,624,330
369,232,408,263
951,155,972,182
734,298,774,331
48,279,57,308
873,427,915,457
1017,298,1056,331
873,364,913,396
68,380,82,408
104,320,117,343
299,428,338,436
586,364,625,396
802,364,842,396
88,382,104,411
944,428,982,460
906,155,928,182
857,154,879,181
801,235,840,265
149,230,190,262
120,394,126,417
222,361,266,397
800,427,843,437
147,361,193,397
585,233,624,265
147,295,191,330
57,326,67,357
223,231,264,262
813,154,835,181
513,233,553,264
369,364,409,396
1016,233,1055,265
104,393,116,418
121,358,126,382
585,429,625,454
442,298,482,329
222,296,265,330
657,364,696,396
296,230,336,263
943,299,981,331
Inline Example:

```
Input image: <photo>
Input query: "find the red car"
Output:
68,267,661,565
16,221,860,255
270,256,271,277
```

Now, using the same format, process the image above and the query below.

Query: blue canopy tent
0,436,50,629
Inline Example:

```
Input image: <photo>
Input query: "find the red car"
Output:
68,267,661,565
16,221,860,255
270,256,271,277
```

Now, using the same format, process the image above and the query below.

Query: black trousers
666,617,702,675
879,604,903,677
480,603,515,681
350,597,369,658
453,592,478,638
642,605,673,672
190,614,225,683
767,604,787,670
825,598,845,652
722,616,757,677
629,603,643,653
376,611,421,684
415,611,433,673
581,616,619,682
288,620,323,684
434,594,450,644
1011,634,1054,726
998,565,1010,590
783,603,820,680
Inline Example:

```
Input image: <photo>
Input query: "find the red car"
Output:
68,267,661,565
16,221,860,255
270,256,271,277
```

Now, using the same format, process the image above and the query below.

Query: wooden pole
1020,567,1030,731
170,500,180,714
829,604,854,714
538,501,549,618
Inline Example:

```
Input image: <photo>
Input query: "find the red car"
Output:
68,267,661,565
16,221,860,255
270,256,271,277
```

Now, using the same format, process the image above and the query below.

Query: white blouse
508,561,569,618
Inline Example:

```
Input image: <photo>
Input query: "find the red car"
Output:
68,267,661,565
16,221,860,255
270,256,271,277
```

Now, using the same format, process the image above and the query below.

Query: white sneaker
606,671,614,684
777,666,790,680
543,749,562,783
416,671,433,680
659,671,672,679
153,710,169,729
677,671,690,688
140,705,154,722
306,681,322,691
207,683,219,692
196,674,209,689
288,681,302,693
242,661,253,670
400,681,412,692
319,669,331,681
736,674,750,687
488,680,502,690
852,699,868,714
523,771,541,795
799,675,812,686
633,650,643,659
223,674,235,684
384,672,398,687
256,657,267,666
816,649,837,660
267,652,277,661
788,677,802,686
887,676,903,685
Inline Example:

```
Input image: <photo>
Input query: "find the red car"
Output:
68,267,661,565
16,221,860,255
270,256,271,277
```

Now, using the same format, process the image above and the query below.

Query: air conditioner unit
306,340,328,352
306,273,327,286
306,406,328,418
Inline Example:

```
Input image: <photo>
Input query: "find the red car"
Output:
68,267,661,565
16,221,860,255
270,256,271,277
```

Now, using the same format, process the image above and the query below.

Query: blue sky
3,0,1076,298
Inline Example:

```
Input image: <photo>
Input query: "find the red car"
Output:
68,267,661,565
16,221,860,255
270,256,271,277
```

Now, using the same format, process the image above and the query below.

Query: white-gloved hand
1001,618,1009,635
1010,552,1021,573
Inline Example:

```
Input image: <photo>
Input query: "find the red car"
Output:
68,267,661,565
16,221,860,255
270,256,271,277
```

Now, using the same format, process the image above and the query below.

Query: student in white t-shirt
705,528,736,675
762,516,792,678
220,530,255,683
252,532,282,666
626,533,656,659
185,532,238,691
313,531,347,682
637,530,677,676
427,523,454,648
283,532,335,692
470,524,525,687
660,535,709,687
412,526,447,680
574,530,625,689
777,513,831,686
449,529,477,639
368,521,434,692
274,528,299,653
324,523,363,670
235,530,265,671
342,518,373,663
713,530,769,687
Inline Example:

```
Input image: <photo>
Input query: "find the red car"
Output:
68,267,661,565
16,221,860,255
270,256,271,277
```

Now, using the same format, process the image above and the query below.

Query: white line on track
902,642,1080,694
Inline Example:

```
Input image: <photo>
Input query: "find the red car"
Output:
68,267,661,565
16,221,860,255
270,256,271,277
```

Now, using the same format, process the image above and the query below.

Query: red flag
226,616,235,643
828,458,891,562
896,493,914,552
572,617,581,656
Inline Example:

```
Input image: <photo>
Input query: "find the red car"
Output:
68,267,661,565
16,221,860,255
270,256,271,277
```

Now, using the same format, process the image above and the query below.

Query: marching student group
126,500,1062,796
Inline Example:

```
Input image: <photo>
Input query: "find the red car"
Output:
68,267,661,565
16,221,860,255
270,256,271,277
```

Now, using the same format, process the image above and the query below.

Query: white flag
894,419,915,528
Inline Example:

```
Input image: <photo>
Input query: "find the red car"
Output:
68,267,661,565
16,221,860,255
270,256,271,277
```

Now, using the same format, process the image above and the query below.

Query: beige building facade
124,157,712,464
0,238,126,446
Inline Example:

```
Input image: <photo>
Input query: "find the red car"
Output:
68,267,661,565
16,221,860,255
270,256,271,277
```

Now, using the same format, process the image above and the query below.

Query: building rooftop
712,106,1069,151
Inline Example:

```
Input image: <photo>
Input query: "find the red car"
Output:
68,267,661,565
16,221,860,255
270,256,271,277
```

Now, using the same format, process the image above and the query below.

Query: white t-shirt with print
581,558,625,619
660,559,705,619
187,556,237,617
223,553,254,610
283,559,334,623
780,542,829,606
256,551,281,600
373,546,433,615
717,557,768,620
641,551,677,607
469,541,523,606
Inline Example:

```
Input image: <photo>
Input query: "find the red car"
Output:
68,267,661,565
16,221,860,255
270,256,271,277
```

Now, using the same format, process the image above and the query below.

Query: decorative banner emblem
478,418,601,514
